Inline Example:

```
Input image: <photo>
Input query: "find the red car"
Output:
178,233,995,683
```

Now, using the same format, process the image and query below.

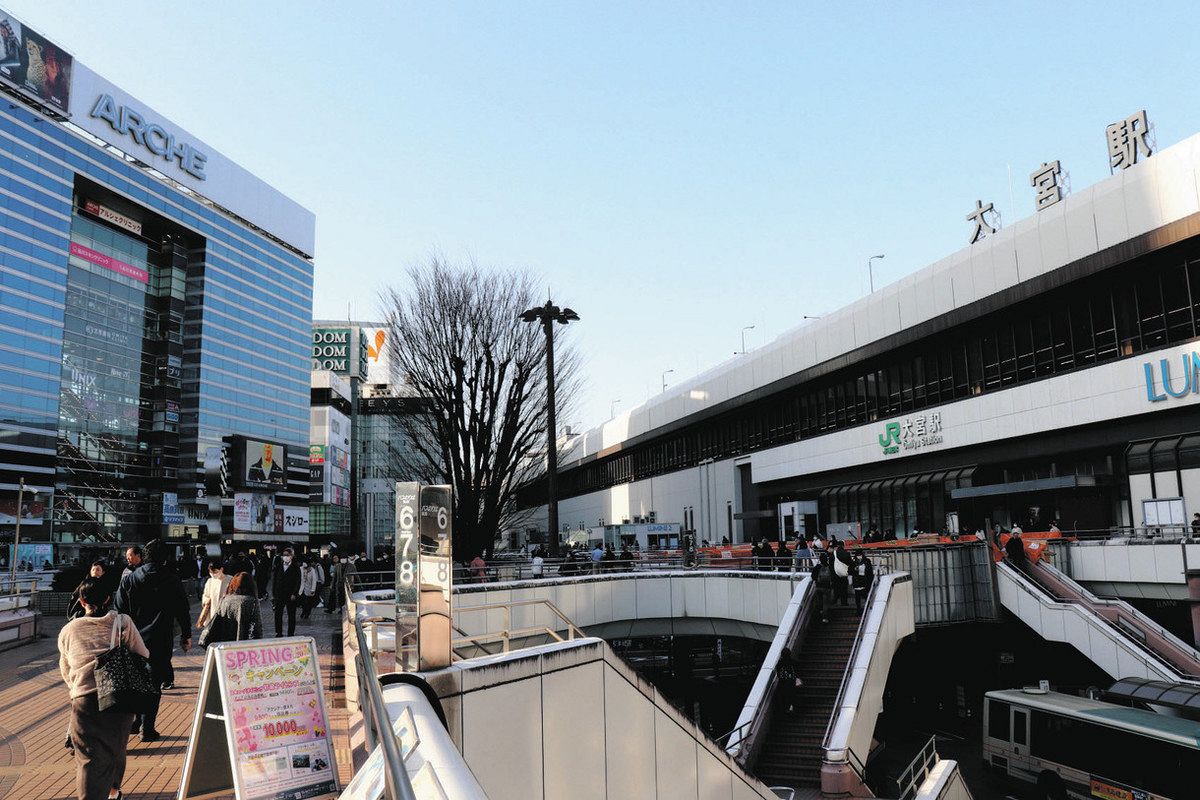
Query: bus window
987,700,1010,740
1012,709,1028,749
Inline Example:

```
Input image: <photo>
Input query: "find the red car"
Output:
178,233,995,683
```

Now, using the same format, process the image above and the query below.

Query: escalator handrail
1035,560,1200,678
999,561,1196,682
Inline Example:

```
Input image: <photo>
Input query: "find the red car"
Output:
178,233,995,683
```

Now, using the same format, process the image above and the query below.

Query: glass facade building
0,47,314,546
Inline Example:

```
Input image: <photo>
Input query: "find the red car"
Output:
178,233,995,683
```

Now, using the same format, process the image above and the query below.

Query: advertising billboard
240,439,287,490
312,328,351,373
363,326,394,385
233,493,276,533
0,8,72,114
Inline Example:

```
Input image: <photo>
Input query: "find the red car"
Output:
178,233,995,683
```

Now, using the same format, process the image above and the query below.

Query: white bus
983,688,1200,800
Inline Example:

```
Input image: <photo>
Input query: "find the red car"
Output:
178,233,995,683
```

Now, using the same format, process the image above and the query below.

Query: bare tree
380,257,579,560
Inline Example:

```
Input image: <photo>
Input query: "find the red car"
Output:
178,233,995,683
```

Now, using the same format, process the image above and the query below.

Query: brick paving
0,598,353,800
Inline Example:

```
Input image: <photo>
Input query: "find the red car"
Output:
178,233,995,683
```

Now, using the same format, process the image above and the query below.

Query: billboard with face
243,439,287,489
0,9,72,113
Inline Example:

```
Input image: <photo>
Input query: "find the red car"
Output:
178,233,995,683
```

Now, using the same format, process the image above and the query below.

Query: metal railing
895,735,939,800
1013,561,1200,682
452,598,586,654
348,586,418,800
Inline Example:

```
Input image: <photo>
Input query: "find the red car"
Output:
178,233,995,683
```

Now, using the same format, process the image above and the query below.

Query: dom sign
90,94,208,180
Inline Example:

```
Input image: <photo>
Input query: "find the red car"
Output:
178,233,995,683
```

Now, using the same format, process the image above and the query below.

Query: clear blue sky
19,1,1200,430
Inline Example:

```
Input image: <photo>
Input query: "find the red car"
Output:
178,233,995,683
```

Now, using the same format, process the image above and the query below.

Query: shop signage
83,200,142,235
281,506,309,534
178,638,338,800
878,412,943,456
163,491,184,525
90,93,208,180
69,241,149,283
1143,353,1200,402
312,328,351,373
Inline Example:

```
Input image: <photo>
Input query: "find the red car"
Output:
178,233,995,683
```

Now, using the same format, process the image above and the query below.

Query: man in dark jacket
1005,529,1028,573
270,547,302,636
114,539,191,741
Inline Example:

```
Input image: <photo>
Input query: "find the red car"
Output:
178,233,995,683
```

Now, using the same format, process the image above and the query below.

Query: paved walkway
0,598,353,799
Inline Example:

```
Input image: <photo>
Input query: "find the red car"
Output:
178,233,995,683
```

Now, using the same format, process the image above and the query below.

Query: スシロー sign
178,637,339,800
877,411,944,456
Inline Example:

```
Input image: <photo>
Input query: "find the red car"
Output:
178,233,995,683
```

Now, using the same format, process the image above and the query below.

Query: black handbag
198,612,234,648
95,613,160,714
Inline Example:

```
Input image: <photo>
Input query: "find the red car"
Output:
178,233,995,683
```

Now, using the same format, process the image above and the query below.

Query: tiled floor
0,598,353,799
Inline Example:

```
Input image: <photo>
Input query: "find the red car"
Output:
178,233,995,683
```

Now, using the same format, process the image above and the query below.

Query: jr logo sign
878,413,943,456
878,423,902,454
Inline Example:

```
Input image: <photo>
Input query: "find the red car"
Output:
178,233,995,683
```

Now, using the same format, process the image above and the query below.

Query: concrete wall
996,562,1180,681
913,760,975,800
422,639,778,800
453,572,803,641
558,457,744,543
822,575,916,796
1065,540,1200,600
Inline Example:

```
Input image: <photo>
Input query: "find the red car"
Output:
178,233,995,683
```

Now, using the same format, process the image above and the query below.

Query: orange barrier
695,531,1073,564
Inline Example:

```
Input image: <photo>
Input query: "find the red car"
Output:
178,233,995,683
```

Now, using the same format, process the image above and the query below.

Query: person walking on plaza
194,560,230,631
298,558,319,619
120,546,142,580
270,548,301,637
184,546,208,600
774,538,791,572
255,552,272,599
1005,528,1028,574
114,540,190,740
832,542,852,606
59,577,148,800
530,548,545,578
68,561,109,620
200,572,263,645
324,553,354,614
811,552,833,623
851,551,874,610
470,552,488,583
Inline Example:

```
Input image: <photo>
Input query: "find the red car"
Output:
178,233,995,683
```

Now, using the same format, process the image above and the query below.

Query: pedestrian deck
0,599,353,799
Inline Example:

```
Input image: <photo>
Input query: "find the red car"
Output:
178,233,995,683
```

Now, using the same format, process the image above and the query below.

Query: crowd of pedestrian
53,539,376,800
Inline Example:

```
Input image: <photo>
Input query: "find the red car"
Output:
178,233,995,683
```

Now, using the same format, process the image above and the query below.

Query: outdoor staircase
754,605,862,789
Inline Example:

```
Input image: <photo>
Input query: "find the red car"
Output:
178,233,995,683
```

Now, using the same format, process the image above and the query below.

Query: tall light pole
738,325,755,355
868,254,885,293
520,300,579,557
8,477,32,594
661,369,675,393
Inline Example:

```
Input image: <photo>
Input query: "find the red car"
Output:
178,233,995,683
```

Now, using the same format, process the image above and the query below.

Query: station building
546,124,1200,543
0,7,315,549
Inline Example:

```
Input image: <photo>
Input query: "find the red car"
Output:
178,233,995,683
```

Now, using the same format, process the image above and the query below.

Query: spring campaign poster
219,640,337,800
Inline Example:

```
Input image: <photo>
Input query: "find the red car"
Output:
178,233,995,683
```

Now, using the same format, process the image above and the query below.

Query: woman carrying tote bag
58,577,149,800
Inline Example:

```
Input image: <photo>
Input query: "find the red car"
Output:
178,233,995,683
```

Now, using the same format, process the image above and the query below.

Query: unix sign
89,94,208,180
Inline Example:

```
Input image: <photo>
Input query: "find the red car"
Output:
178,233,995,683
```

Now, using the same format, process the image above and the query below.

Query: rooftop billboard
0,8,72,114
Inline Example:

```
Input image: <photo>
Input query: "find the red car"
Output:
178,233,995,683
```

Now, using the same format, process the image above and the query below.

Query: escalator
996,560,1200,684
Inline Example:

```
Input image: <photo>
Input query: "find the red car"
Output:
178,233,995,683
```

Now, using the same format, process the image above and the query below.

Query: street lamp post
737,325,755,355
520,300,579,557
661,369,675,392
8,477,28,594
868,254,886,293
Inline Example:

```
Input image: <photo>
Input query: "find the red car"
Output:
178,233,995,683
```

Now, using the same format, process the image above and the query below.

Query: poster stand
178,636,340,800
